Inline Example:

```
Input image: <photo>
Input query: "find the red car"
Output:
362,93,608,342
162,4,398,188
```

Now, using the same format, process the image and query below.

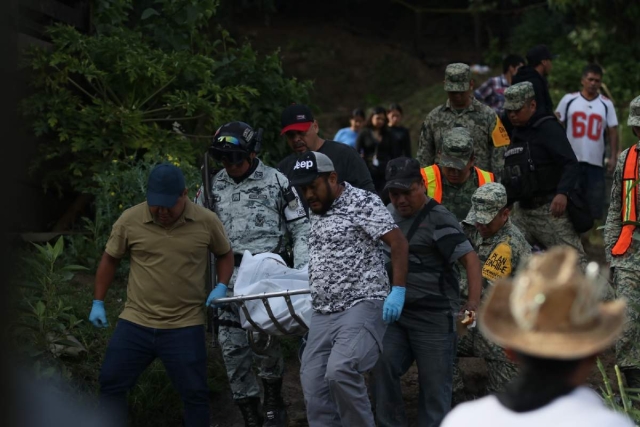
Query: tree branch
141,114,206,123
137,76,177,110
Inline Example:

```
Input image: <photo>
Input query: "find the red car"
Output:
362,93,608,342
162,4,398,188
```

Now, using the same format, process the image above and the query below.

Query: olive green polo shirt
105,200,231,329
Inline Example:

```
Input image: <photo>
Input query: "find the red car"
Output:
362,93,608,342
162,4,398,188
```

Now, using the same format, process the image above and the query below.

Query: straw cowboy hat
479,246,626,359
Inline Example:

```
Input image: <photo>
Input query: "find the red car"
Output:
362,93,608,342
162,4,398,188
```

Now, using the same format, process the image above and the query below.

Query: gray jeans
300,300,386,427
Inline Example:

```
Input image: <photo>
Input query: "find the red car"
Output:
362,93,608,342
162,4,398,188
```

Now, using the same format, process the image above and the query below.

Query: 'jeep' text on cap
289,151,335,187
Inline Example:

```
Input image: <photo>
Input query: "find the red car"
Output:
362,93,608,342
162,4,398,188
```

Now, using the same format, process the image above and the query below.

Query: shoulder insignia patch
482,241,512,281
492,116,511,147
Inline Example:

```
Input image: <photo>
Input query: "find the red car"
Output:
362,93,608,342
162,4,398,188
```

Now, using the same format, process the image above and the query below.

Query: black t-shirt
278,140,376,193
388,126,412,158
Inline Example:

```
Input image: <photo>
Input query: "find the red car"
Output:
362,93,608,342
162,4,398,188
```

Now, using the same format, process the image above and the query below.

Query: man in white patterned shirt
290,151,408,427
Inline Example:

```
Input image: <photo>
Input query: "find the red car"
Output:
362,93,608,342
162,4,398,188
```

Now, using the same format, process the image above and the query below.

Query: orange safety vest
420,165,494,203
612,146,640,256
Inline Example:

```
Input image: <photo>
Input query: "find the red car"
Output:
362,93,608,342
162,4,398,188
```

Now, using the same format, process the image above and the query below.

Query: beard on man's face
306,178,335,215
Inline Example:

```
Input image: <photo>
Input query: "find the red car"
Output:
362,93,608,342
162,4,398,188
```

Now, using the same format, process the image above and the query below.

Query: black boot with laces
237,397,263,427
262,378,288,427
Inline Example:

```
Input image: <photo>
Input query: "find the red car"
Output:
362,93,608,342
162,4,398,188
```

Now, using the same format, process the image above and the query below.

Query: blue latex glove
89,300,108,328
206,283,228,308
383,286,406,324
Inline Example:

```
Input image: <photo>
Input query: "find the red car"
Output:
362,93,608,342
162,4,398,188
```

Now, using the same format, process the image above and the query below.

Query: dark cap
383,157,423,191
146,163,186,208
280,104,314,135
289,151,335,186
526,45,556,66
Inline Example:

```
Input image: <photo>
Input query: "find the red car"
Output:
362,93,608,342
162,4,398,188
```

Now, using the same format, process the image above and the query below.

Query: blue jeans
99,319,209,427
371,311,456,427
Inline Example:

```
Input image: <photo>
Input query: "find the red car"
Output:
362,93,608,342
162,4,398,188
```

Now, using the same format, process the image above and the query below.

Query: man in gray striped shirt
372,157,483,427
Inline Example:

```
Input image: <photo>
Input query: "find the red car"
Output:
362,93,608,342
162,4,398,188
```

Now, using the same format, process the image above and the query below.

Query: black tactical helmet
210,121,262,155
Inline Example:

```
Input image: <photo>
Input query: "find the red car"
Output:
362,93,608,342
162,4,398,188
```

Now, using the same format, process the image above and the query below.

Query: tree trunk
52,193,93,232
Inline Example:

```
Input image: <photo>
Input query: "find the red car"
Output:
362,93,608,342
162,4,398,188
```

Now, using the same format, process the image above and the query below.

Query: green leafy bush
12,237,89,378
21,0,311,196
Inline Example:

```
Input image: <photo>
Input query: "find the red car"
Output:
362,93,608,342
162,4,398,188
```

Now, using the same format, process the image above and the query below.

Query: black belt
519,193,554,209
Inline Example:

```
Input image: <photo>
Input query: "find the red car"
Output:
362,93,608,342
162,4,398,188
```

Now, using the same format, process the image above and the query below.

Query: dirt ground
208,340,619,427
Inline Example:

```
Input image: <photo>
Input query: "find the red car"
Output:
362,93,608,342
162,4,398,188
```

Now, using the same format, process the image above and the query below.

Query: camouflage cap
444,63,471,92
438,127,474,170
503,81,535,111
628,95,640,127
465,182,507,225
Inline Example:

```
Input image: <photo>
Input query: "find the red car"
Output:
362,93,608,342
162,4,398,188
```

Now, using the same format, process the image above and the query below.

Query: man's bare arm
94,252,121,301
458,250,482,312
380,228,409,286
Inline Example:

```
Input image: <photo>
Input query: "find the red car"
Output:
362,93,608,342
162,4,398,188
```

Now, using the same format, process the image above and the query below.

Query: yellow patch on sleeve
482,241,512,281
491,116,511,147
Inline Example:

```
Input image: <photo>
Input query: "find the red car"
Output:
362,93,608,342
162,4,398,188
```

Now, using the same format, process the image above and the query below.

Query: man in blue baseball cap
89,162,235,427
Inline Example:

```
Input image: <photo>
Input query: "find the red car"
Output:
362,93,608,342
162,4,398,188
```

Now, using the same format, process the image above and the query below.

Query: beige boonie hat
503,81,535,111
479,246,626,359
444,63,471,92
628,95,640,127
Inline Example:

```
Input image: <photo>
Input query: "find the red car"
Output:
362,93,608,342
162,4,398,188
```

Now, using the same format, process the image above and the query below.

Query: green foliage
598,358,640,422
21,0,311,195
12,237,89,377
507,7,572,57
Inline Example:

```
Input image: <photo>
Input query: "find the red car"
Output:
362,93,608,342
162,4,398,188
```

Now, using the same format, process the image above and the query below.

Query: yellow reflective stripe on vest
422,165,442,203
475,168,495,186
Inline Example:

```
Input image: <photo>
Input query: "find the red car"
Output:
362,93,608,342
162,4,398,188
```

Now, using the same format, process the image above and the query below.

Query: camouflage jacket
416,98,509,177
441,173,482,222
466,218,531,289
604,143,640,269
195,160,310,273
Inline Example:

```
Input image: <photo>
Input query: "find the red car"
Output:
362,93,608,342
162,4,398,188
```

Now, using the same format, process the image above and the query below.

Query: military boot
262,378,288,427
237,397,263,427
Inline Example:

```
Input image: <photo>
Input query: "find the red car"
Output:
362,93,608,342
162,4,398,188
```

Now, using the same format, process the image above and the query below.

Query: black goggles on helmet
210,147,249,165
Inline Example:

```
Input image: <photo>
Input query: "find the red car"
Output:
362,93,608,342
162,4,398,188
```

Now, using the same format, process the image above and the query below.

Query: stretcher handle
214,289,311,304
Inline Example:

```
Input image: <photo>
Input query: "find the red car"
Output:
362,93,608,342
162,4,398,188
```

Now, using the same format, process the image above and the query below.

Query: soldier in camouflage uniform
196,121,309,427
502,82,587,268
421,127,496,223
453,183,531,398
604,95,640,389
417,63,511,178
421,128,495,308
